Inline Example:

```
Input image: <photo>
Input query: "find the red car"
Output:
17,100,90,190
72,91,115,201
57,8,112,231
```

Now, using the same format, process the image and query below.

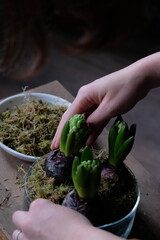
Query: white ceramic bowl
0,92,71,162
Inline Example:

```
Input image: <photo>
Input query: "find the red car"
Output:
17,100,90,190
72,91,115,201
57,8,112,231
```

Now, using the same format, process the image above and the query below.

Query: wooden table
0,81,159,240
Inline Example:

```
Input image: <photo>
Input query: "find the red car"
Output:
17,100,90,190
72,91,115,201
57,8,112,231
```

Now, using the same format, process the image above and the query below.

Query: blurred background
0,0,160,184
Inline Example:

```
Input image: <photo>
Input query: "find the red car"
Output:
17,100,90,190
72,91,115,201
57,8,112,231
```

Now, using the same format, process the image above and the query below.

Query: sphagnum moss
26,158,73,204
0,98,67,156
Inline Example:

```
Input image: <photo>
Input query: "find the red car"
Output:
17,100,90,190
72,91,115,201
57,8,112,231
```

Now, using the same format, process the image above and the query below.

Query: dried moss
0,98,67,156
26,158,73,204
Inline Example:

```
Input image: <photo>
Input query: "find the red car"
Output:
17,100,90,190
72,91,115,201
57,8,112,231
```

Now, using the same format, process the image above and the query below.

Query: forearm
128,52,160,90
52,51,160,148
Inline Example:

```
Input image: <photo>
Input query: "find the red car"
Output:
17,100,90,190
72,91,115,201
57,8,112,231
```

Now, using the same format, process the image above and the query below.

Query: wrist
130,52,160,90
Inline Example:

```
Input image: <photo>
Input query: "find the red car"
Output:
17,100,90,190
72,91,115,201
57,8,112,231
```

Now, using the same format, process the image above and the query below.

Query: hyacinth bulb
44,149,73,184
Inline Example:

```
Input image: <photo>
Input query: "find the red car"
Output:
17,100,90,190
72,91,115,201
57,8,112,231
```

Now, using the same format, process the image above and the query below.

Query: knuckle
77,85,88,96
76,85,90,106
30,198,46,209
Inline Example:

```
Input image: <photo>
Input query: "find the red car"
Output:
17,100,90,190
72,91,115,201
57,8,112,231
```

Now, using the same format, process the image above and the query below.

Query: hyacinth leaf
73,129,90,155
72,148,101,199
114,115,123,126
75,165,88,186
72,156,80,178
129,124,136,137
81,146,93,162
60,121,69,153
88,161,101,198
108,115,136,167
114,122,128,155
72,158,89,188
114,136,134,166
76,161,100,199
108,125,117,164
65,131,76,156
72,163,89,199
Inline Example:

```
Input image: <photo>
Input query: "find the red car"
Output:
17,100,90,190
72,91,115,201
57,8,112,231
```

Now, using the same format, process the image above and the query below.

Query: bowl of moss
0,92,70,162
25,114,140,238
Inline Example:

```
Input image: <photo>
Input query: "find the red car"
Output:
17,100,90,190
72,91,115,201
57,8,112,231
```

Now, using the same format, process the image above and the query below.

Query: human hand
51,58,151,149
12,198,124,240
12,198,92,240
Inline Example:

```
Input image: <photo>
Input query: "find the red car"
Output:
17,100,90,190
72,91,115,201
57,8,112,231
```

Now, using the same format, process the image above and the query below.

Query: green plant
45,114,90,183
72,147,101,199
60,114,90,156
108,116,136,167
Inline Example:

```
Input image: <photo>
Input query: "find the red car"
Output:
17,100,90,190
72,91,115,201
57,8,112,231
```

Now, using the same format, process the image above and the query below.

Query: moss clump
0,98,67,156
26,158,73,204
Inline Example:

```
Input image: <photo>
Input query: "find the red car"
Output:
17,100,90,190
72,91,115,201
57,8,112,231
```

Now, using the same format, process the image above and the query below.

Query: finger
51,113,69,149
12,230,26,240
12,211,28,230
85,99,112,144
51,95,93,149
83,105,98,119
86,122,108,146
87,99,112,127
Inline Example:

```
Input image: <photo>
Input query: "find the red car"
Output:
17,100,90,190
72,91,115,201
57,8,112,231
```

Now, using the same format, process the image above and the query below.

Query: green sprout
108,116,136,167
72,147,101,199
60,114,90,156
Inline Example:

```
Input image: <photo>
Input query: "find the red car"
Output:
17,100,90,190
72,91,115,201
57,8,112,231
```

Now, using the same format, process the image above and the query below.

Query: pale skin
51,51,160,149
12,199,123,240
12,52,160,240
